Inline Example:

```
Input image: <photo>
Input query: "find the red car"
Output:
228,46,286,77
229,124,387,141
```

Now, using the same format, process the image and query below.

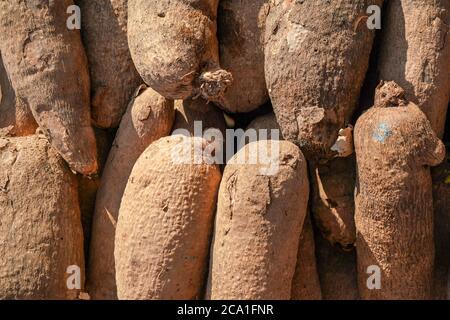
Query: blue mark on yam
372,122,392,143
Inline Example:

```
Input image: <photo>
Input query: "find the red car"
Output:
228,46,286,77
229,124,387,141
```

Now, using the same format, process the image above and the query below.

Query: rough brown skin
217,0,269,113
172,98,226,171
0,0,98,175
128,0,232,102
246,114,320,299
310,156,356,249
291,212,322,300
77,0,142,128
0,53,37,136
354,82,446,299
264,0,382,160
432,150,450,299
172,98,226,136
115,135,222,299
87,86,174,300
247,114,353,299
0,135,84,299
207,140,309,300
315,232,359,300
378,0,450,139
246,112,282,140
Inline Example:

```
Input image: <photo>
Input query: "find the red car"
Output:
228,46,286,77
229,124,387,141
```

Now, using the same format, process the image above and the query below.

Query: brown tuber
77,0,142,128
115,135,222,299
87,86,174,300
0,0,98,175
207,140,309,299
378,0,450,138
172,98,226,136
310,156,357,249
217,0,269,113
246,113,321,300
264,0,382,160
315,233,359,300
291,213,322,300
0,135,84,299
0,53,37,136
128,0,233,103
354,81,446,299
432,151,450,299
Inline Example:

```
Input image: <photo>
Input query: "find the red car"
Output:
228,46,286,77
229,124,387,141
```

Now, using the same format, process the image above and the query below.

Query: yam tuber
264,0,382,159
207,140,309,299
354,81,445,299
128,0,232,102
0,135,84,299
115,135,221,299
87,86,174,300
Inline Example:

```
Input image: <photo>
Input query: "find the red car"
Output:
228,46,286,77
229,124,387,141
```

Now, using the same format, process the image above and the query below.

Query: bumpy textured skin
88,86,174,300
128,0,232,102
246,112,282,140
315,233,359,300
0,135,84,299
77,0,142,128
264,0,382,160
354,82,446,299
0,53,37,136
0,0,98,175
378,0,450,139
172,98,226,135
115,136,222,299
217,0,269,113
310,156,356,249
207,140,309,299
291,213,322,300
432,151,450,299
172,98,226,168
246,114,320,299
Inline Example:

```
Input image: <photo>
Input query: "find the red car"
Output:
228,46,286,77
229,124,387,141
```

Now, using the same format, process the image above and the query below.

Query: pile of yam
0,0,449,300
